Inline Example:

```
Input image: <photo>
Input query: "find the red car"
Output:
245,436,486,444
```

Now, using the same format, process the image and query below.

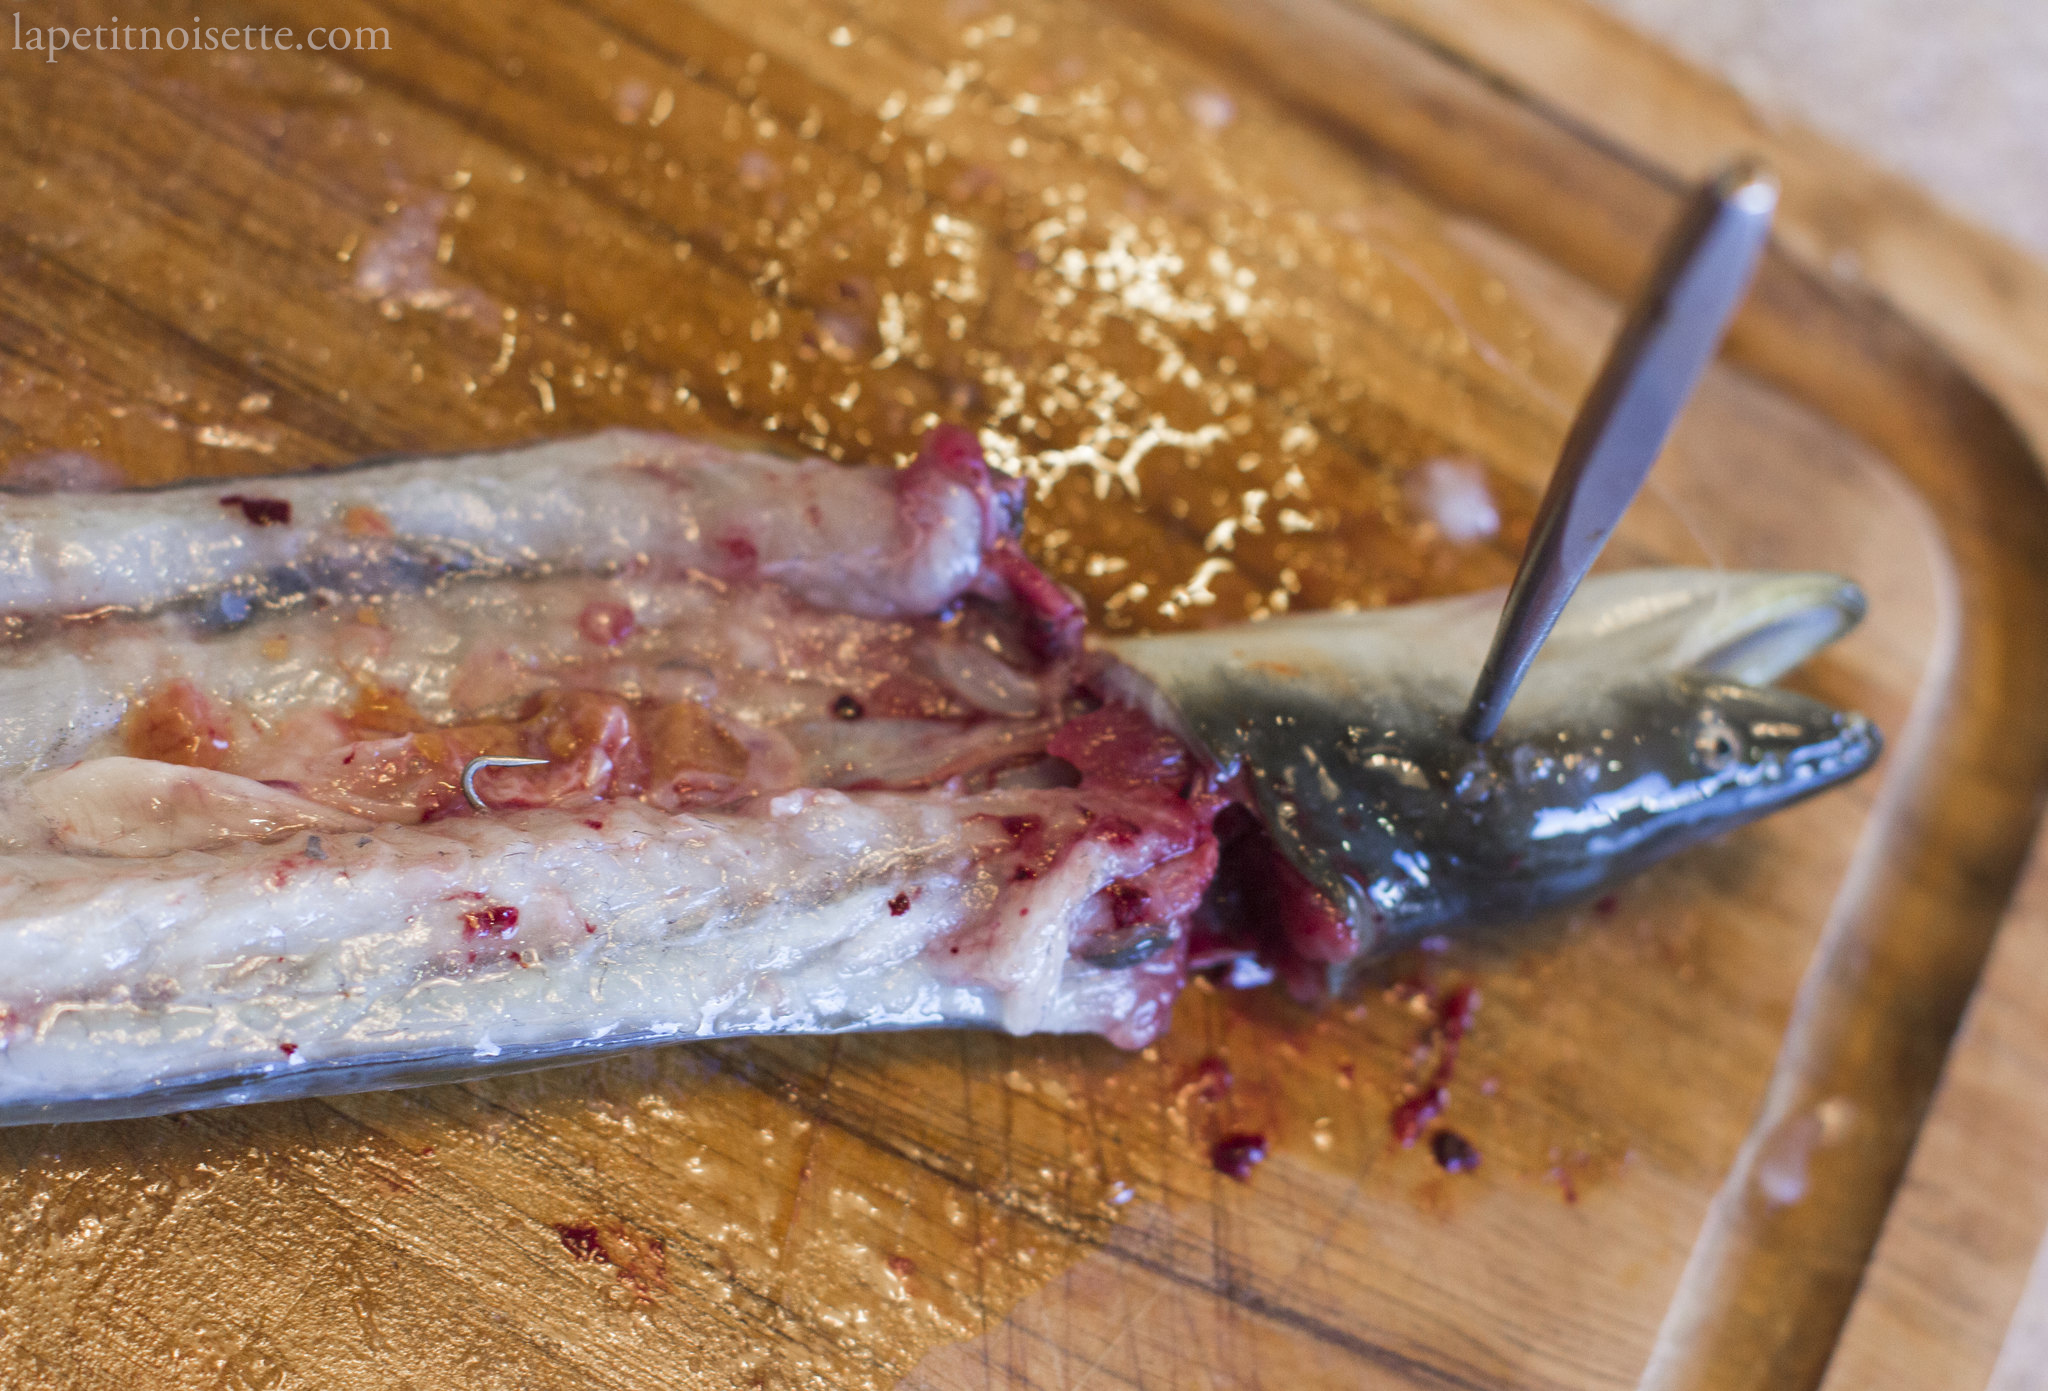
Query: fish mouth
1730,699,1882,805
1106,568,1884,970
1518,678,1883,859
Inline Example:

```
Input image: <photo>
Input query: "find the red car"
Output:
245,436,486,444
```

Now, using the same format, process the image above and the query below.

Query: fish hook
461,755,550,811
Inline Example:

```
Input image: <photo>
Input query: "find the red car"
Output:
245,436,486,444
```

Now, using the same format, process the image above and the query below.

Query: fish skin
0,428,1880,1121
1108,569,1881,974
0,428,996,624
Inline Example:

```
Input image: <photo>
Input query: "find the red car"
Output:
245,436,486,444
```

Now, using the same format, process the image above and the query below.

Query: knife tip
1714,158,1781,216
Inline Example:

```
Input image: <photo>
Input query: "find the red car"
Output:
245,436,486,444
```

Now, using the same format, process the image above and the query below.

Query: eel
0,427,1878,1122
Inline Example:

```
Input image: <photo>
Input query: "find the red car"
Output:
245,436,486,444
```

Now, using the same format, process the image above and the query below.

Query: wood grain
1818,839,2048,1389
1231,4,2048,1383
0,2,2042,1389
1355,0,2048,497
1090,7,2048,1383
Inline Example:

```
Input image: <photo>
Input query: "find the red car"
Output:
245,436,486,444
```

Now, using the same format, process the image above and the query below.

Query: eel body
0,428,1878,1121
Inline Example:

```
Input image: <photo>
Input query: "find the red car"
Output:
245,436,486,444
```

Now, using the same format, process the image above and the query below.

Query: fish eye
1694,710,1743,771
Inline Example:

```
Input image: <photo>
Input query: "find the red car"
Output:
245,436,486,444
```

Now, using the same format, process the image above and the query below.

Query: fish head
1104,570,1881,963
1345,672,1876,937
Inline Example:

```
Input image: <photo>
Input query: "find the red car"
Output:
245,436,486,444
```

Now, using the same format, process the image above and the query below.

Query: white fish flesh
0,429,1213,1121
0,428,1877,1122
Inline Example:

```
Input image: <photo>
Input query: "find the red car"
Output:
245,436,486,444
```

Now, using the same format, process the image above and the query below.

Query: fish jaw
1106,569,1881,968
1212,671,1876,959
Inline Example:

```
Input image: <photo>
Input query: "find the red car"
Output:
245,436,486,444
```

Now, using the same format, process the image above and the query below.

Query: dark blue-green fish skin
1107,568,1881,966
1208,670,1878,960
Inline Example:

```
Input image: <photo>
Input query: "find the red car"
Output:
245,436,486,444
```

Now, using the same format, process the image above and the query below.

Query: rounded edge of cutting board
1099,0,2048,1385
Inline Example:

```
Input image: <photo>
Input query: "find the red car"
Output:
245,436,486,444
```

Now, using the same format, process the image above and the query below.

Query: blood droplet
218,494,292,526
461,904,520,939
1210,1132,1267,1180
577,601,637,647
1430,1129,1480,1173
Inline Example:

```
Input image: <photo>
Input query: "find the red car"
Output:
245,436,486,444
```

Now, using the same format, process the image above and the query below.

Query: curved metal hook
461,755,550,811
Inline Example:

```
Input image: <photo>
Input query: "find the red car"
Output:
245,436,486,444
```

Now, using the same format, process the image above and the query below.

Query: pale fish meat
0,428,1878,1122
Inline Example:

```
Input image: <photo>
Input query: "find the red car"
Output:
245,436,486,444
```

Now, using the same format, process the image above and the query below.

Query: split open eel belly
0,427,1215,1121
0,788,1202,1121
0,427,1879,1122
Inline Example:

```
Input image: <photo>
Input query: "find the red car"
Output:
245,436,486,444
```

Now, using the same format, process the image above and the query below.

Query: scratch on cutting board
770,1037,840,1272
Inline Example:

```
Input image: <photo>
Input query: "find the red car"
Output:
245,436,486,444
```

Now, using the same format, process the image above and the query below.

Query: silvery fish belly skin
0,429,986,624
0,427,1216,1123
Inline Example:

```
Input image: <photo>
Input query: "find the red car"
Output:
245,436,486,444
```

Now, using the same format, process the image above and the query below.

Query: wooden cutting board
2,3,2045,1389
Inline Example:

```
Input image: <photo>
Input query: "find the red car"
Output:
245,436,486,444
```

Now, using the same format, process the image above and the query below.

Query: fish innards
0,428,1876,1122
